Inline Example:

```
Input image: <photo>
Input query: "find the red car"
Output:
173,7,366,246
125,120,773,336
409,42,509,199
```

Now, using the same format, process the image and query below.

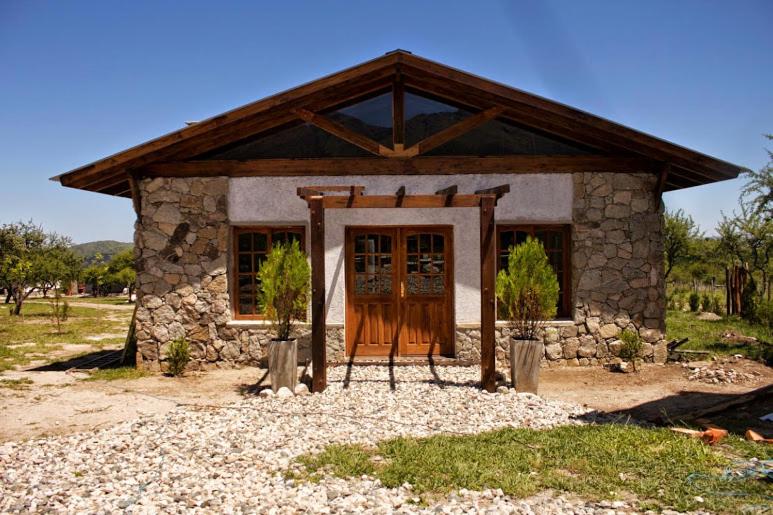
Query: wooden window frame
231,225,306,320
496,224,572,319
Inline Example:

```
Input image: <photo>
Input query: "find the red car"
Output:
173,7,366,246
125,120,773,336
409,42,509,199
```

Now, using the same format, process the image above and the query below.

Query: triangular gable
54,50,744,197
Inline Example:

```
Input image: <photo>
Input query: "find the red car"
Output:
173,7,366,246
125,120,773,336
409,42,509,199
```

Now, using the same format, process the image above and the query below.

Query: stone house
55,51,741,391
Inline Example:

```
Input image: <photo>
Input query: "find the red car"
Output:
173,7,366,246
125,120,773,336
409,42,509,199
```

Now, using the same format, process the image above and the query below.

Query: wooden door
345,226,454,357
345,228,399,357
399,227,454,356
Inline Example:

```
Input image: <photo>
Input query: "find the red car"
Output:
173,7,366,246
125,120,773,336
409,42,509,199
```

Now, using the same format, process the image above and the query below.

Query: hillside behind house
71,240,132,265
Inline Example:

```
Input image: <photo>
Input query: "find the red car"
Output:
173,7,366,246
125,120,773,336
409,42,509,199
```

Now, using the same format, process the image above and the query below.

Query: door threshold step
329,356,476,367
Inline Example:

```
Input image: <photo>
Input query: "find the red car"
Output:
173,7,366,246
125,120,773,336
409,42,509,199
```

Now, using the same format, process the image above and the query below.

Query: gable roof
53,50,745,197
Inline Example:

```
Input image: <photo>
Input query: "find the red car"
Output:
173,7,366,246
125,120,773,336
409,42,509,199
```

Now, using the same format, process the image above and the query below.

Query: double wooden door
345,226,454,357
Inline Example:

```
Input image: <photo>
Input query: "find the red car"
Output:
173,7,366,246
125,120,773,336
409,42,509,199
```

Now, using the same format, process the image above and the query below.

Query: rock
258,388,275,398
598,324,619,339
275,386,294,398
294,383,310,396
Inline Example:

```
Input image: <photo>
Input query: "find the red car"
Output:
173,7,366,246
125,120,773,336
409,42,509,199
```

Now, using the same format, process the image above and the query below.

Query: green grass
62,296,134,306
666,310,772,362
0,377,34,390
81,366,150,382
297,425,772,514
0,302,130,371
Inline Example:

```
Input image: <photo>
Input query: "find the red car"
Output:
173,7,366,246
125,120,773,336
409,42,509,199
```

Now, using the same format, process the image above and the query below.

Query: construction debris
684,362,760,385
670,426,728,445
745,429,773,444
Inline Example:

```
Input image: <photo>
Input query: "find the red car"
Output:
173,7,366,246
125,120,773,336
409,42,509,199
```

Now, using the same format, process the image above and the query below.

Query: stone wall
134,172,666,370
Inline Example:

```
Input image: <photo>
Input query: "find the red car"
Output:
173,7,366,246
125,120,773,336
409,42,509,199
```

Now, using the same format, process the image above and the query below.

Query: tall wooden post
480,195,496,392
309,196,327,392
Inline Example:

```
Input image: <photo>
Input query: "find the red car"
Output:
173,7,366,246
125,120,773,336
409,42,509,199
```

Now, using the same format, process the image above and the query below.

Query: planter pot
268,339,298,393
510,338,544,394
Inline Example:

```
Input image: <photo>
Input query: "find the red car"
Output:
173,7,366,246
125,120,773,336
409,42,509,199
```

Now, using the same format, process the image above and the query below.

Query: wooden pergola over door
299,184,509,393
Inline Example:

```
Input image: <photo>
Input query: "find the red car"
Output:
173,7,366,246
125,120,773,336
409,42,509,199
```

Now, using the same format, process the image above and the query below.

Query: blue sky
1,0,771,243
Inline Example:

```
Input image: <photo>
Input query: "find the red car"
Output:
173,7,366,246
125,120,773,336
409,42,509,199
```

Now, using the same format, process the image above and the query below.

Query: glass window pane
354,235,366,254
238,255,252,273
426,118,592,156
355,274,367,295
500,231,514,253
327,92,393,147
366,255,377,273
253,232,268,251
431,276,444,295
379,255,392,273
238,297,253,315
238,233,252,252
238,275,253,295
515,231,529,245
202,123,371,159
380,235,392,253
354,255,365,273
381,275,393,294
432,254,445,273
366,234,378,253
407,235,418,253
432,234,444,253
407,256,418,274
366,275,379,294
254,254,266,272
419,234,431,253
405,91,472,146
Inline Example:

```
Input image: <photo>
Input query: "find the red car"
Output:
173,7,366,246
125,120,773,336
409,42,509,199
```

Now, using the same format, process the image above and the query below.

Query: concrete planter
268,339,298,393
510,338,544,394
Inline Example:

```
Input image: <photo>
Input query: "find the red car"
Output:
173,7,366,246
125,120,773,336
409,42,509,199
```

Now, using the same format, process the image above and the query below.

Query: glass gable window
404,90,472,146
497,225,571,318
427,119,591,156
233,227,305,318
203,123,371,160
327,91,393,148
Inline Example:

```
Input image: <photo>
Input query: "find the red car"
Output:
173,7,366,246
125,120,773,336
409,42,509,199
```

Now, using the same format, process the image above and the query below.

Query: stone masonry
134,172,666,371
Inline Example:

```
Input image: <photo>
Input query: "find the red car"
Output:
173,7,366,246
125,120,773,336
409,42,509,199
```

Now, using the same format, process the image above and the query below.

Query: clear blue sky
1,0,771,243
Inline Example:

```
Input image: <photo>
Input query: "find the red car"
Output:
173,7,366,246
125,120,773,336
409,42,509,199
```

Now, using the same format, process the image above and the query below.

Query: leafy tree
741,134,773,218
106,248,136,302
663,209,702,281
0,221,79,315
82,253,109,297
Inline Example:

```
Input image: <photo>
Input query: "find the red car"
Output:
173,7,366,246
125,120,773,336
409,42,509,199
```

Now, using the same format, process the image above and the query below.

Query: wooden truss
297,184,510,393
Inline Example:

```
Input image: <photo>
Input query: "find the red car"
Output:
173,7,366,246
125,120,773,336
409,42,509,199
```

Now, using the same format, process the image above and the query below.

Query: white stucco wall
229,174,572,324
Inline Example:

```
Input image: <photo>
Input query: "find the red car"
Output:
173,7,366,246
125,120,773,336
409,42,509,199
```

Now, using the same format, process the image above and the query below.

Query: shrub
710,295,723,315
257,241,310,341
618,329,643,371
755,298,772,329
688,292,700,312
495,237,559,340
166,337,190,377
701,293,711,312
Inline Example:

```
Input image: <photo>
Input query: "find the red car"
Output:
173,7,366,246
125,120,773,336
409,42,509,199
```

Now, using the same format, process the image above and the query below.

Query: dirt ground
1,360,771,443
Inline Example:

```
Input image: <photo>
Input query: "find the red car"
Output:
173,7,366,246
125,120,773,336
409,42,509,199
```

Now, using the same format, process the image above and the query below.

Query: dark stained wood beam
406,106,505,156
479,194,497,392
297,185,365,198
435,185,458,196
392,74,405,150
655,163,670,210
318,194,487,209
475,184,511,201
142,155,659,178
293,108,388,157
309,196,327,393
128,174,141,216
395,185,406,207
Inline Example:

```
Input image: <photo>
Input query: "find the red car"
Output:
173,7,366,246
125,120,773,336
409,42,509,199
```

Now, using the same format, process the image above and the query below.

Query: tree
663,209,702,282
82,253,108,297
0,221,79,315
106,248,136,302
741,134,773,218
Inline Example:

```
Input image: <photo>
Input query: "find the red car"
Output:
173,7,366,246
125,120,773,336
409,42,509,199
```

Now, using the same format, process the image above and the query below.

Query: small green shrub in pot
618,329,642,371
496,236,560,340
257,240,310,393
496,237,559,393
166,337,190,377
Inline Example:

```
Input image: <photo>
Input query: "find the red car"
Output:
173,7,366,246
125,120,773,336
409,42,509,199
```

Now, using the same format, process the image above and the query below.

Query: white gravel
0,366,676,514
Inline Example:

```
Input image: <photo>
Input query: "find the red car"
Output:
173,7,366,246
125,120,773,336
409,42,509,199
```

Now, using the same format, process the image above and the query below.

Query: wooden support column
309,196,327,392
480,195,497,392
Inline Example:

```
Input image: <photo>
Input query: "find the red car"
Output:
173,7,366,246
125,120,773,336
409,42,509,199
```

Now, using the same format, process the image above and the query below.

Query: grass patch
0,302,130,371
82,367,150,382
297,425,772,513
666,310,772,362
0,377,34,390
62,296,133,306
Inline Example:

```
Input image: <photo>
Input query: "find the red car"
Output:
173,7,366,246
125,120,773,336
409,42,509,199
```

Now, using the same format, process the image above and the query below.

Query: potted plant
496,236,559,393
257,240,310,393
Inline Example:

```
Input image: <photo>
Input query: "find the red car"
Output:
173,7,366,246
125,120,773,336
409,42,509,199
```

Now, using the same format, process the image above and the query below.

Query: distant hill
71,240,132,265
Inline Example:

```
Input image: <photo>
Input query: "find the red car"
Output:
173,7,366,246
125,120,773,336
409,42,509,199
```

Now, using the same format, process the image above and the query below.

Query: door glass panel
352,232,393,295
405,232,446,296
407,235,418,253
238,233,252,252
432,234,444,252
254,232,268,251
419,234,431,253
354,255,365,272
238,255,252,273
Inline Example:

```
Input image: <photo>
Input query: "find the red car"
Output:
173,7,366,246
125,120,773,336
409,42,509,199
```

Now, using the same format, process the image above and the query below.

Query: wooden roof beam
293,108,390,157
406,106,505,156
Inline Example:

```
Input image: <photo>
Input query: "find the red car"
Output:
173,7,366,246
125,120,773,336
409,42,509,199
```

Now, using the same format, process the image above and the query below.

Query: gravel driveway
1,366,651,513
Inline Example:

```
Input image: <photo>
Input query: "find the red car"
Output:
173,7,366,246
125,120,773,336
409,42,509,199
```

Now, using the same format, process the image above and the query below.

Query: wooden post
309,196,327,392
480,195,496,392
725,267,731,315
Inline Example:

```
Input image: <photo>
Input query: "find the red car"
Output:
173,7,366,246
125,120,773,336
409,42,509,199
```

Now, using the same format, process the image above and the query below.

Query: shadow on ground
29,349,123,371
612,384,773,436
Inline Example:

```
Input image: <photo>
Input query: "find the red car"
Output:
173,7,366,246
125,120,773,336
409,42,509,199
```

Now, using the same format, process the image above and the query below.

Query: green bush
710,295,723,315
700,293,711,312
495,237,559,340
166,337,190,377
688,292,700,312
618,329,643,371
756,298,773,329
257,240,310,341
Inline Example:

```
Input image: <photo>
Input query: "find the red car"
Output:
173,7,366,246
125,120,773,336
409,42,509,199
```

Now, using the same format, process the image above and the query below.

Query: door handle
400,280,405,298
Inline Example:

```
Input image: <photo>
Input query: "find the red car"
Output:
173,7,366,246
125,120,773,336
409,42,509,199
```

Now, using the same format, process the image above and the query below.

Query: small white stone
275,386,294,398
258,389,274,398
294,383,310,396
